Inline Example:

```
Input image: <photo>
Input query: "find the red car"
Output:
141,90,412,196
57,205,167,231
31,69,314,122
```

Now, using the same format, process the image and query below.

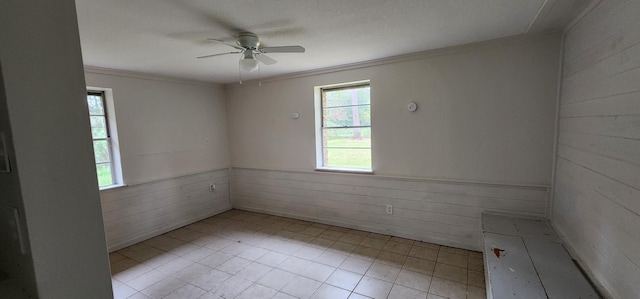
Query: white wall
84,69,230,185
84,69,232,250
227,33,561,186
0,1,112,297
552,1,640,298
227,33,561,250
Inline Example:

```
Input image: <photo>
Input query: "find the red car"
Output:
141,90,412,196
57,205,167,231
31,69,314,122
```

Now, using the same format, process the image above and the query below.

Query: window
316,82,372,172
87,90,122,188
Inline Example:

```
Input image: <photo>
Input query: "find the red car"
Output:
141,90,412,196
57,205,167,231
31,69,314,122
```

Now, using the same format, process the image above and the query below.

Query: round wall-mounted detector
407,102,418,112
290,112,300,119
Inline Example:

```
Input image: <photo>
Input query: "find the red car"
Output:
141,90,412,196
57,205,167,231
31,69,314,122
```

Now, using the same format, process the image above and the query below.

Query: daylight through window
87,91,115,187
319,83,372,171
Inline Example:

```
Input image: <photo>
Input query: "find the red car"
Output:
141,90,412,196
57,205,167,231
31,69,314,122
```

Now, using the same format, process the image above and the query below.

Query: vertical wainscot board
101,169,231,251
231,168,548,251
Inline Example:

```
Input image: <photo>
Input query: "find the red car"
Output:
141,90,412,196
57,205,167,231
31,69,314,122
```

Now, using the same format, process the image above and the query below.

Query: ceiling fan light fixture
239,54,259,72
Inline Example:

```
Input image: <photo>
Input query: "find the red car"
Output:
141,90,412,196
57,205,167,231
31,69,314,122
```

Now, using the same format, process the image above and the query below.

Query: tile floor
110,210,486,299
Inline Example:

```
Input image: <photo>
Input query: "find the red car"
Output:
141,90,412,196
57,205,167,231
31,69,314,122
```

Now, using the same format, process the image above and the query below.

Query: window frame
314,80,373,174
86,88,125,190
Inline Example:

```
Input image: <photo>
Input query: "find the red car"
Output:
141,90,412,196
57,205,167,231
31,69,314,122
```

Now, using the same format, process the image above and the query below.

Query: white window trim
87,86,125,190
314,80,373,174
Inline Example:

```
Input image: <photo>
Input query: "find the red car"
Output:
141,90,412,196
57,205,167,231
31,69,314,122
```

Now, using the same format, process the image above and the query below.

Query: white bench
481,213,600,299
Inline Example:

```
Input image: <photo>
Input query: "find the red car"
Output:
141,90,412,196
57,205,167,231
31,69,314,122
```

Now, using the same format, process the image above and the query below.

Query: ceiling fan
197,32,305,72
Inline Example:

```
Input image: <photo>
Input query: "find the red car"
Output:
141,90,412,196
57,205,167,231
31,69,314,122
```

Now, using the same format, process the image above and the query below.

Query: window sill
99,183,127,191
315,167,374,175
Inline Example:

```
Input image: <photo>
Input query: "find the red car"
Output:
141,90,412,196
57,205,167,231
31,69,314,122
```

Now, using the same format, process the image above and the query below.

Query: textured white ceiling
75,0,588,84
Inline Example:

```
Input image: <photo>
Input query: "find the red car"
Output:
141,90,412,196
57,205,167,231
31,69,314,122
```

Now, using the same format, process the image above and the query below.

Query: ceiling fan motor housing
236,32,260,50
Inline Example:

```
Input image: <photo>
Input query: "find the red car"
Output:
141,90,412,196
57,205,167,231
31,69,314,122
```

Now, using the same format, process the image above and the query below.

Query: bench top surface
482,213,599,299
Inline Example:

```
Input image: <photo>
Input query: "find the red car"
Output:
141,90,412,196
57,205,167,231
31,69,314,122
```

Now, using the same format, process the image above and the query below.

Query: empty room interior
0,0,639,298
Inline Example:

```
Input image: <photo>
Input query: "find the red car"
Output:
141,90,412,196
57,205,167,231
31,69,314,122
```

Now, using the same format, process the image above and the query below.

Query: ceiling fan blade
207,38,244,50
260,45,305,53
197,51,242,59
255,54,277,65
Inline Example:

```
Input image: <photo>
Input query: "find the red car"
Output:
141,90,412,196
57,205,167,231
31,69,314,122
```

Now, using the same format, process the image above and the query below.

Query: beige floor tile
395,269,431,292
258,269,297,290
198,251,233,268
310,284,351,299
301,261,336,282
209,275,253,299
127,269,170,291
235,283,278,299
389,237,415,245
467,269,486,288
366,233,391,241
314,250,348,267
351,246,381,261
121,242,165,261
172,263,211,282
353,276,393,299
155,257,194,276
433,263,467,284
141,277,187,299
278,256,313,276
440,246,469,256
469,251,483,259
426,293,447,299
328,226,351,232
112,283,137,299
281,276,323,299
181,246,216,262
237,246,270,261
112,260,155,283
112,211,484,299
409,246,439,261
468,256,484,272
293,245,325,260
216,256,251,275
428,277,467,299
403,256,436,275
330,242,358,254
302,226,326,236
189,269,231,291
235,262,273,282
365,262,401,283
202,236,234,251
325,269,363,291
467,285,487,299
273,291,299,299
339,256,374,275
255,250,289,267
383,241,412,255
163,284,206,299
109,252,126,264
348,293,374,299
339,233,367,245
376,251,406,266
127,292,152,299
437,251,468,268
413,241,440,250
309,237,337,249
388,284,428,299
312,223,330,229
319,229,346,241
359,237,387,250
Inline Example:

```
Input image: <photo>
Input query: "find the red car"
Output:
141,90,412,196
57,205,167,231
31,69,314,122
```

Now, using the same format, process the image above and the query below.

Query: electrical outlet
209,184,216,192
386,205,393,215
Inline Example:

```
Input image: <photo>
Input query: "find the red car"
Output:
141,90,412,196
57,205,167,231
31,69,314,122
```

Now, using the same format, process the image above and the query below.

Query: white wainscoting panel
101,169,231,252
552,0,640,298
231,168,548,251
